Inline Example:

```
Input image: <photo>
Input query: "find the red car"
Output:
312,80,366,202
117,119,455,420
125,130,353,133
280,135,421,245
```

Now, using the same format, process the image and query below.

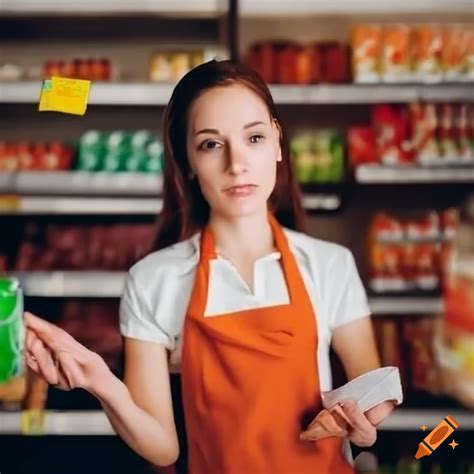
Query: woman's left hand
300,399,395,447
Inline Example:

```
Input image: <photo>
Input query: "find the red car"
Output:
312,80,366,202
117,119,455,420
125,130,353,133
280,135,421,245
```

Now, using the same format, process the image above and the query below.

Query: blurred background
0,1,473,473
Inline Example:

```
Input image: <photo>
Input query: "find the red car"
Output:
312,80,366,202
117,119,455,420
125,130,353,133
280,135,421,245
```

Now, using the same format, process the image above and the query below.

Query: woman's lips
224,184,258,197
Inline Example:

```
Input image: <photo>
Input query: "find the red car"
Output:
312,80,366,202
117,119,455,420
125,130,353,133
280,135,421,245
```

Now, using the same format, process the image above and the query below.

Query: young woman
24,60,398,473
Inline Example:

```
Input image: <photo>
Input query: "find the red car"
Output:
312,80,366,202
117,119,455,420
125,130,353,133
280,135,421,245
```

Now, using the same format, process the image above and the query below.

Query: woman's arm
24,312,179,466
300,316,396,445
331,316,381,380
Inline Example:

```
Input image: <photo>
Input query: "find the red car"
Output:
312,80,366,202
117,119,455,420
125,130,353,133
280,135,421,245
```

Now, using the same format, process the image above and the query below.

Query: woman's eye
249,134,264,144
200,140,221,150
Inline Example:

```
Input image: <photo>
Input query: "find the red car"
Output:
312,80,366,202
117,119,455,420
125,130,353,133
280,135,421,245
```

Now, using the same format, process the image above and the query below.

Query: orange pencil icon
415,415,459,459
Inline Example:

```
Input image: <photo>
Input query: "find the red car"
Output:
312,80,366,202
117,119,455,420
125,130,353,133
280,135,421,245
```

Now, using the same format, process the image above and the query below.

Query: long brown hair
153,60,306,251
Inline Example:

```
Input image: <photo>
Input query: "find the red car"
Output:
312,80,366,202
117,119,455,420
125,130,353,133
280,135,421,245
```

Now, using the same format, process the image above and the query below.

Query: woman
24,60,398,473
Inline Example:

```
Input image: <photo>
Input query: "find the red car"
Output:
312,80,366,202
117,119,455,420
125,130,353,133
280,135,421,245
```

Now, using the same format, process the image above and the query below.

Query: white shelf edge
2,83,473,105
0,196,164,215
301,193,341,211
1,408,473,435
11,271,127,297
0,0,223,17
379,409,474,431
356,165,474,184
13,172,163,196
368,296,444,315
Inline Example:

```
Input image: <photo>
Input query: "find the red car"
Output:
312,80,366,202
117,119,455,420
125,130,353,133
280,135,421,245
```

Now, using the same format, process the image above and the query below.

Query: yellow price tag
21,409,46,435
39,76,91,116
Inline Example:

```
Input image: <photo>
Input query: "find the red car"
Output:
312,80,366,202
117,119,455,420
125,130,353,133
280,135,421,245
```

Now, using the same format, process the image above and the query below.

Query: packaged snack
404,318,443,394
291,132,316,183
347,127,378,167
438,104,458,164
410,103,442,166
372,105,412,165
245,42,276,83
466,29,474,81
413,25,443,83
382,24,412,83
312,130,344,182
442,24,470,81
322,42,351,83
0,277,26,410
352,25,382,83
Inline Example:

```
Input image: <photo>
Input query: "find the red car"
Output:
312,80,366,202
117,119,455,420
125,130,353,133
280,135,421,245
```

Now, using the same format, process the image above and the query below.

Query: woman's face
186,83,282,219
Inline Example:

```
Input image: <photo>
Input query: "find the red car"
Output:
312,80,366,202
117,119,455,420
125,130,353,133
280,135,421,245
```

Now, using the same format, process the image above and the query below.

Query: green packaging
0,277,24,384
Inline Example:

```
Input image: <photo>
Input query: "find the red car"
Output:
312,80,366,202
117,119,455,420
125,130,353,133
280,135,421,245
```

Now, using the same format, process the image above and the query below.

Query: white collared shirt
119,227,371,392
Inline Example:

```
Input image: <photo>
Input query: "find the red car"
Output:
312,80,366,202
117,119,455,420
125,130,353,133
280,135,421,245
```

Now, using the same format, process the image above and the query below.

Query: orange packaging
352,24,382,83
442,25,469,81
382,24,412,83
413,24,443,82
466,29,474,81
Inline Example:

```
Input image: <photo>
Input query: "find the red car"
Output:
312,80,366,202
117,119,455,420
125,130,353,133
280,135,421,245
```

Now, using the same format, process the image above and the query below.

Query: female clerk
24,60,397,473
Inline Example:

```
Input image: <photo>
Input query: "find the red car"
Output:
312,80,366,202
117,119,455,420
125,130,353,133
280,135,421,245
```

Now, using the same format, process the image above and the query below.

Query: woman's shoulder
283,227,353,265
128,233,200,284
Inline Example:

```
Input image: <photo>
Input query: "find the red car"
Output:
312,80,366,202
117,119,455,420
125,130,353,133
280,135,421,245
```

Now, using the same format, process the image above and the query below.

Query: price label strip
39,76,91,116
21,409,46,435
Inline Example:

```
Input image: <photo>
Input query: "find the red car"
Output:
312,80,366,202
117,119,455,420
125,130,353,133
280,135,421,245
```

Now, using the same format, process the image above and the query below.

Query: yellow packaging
39,76,91,116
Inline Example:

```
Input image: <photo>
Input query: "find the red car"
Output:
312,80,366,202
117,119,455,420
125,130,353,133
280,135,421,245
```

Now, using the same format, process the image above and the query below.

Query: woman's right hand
24,312,112,400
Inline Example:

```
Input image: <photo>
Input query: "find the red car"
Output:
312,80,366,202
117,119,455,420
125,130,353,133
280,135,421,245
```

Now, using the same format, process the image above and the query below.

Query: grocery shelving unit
2,82,474,105
2,408,473,435
1,1,473,474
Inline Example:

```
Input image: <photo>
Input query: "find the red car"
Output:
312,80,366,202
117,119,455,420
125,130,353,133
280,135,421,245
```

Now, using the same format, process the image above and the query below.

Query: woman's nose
226,144,249,175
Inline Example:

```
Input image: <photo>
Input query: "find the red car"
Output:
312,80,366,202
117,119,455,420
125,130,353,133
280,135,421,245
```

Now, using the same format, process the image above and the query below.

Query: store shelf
2,82,473,105
356,165,474,184
0,408,473,435
6,172,163,196
239,0,474,16
0,173,340,212
12,271,126,297
0,196,163,214
369,296,444,315
0,411,114,435
0,0,222,17
269,84,474,104
0,82,175,106
301,193,341,211
379,409,474,431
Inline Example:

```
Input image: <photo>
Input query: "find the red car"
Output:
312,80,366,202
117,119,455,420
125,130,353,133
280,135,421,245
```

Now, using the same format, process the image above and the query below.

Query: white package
321,366,403,413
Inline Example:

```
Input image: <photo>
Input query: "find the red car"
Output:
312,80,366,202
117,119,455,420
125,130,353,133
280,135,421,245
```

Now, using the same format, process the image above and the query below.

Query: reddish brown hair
153,60,306,251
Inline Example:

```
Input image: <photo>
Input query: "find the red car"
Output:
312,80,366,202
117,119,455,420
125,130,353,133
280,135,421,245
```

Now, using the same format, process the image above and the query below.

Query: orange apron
181,213,355,473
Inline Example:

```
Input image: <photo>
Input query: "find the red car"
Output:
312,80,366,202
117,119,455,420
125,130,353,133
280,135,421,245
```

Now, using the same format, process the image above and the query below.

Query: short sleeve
328,248,371,330
119,271,174,349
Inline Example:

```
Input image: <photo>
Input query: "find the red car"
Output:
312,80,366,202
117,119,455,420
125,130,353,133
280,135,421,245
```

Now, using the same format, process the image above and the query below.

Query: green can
0,277,24,384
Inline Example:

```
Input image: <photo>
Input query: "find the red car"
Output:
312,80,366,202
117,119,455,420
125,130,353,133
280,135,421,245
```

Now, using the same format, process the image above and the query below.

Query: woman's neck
209,210,275,260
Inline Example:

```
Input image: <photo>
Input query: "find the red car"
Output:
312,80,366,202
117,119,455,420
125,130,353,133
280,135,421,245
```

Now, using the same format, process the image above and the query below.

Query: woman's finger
25,352,40,374
55,350,85,390
365,400,395,427
341,400,377,447
29,337,58,385
317,410,347,436
341,400,373,433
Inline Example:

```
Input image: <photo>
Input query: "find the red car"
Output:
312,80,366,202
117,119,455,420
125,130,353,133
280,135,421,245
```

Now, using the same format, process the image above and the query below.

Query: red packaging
18,142,37,170
277,43,299,84
293,45,319,84
347,127,378,166
245,43,276,83
323,42,351,83
409,103,441,166
372,105,412,165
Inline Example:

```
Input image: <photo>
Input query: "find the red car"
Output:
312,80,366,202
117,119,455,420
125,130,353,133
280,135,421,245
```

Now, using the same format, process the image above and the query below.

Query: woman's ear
272,118,283,162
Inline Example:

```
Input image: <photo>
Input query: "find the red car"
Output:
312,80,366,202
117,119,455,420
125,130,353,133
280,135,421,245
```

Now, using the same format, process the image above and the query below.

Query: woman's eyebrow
195,121,266,136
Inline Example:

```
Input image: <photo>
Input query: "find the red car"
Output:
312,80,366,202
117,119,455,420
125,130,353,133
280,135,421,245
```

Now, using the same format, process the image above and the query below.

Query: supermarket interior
0,0,473,473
